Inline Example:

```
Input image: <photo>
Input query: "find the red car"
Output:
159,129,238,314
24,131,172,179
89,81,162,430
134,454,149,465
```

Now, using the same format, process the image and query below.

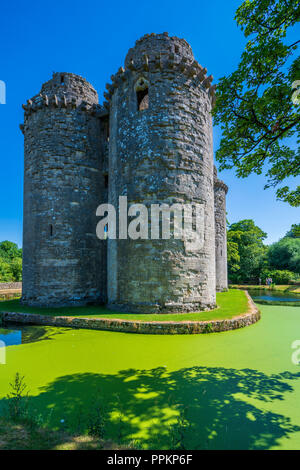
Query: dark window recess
137,88,149,111
175,45,179,54
61,75,64,84
50,224,53,237
104,174,108,188
100,116,109,141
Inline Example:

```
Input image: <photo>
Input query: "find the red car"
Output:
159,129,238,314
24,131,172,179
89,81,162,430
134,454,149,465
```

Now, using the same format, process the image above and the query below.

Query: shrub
261,269,295,285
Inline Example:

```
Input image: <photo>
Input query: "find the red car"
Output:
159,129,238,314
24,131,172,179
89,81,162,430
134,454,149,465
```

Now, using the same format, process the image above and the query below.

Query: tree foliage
285,223,300,237
268,236,300,273
261,268,296,284
227,219,268,282
213,0,300,206
0,241,22,282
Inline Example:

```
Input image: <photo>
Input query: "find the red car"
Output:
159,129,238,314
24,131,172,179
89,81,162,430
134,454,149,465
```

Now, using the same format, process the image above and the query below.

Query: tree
10,258,22,282
285,223,300,238
213,0,300,206
0,241,22,261
0,259,13,282
268,236,300,273
0,241,22,282
227,219,268,282
227,234,241,273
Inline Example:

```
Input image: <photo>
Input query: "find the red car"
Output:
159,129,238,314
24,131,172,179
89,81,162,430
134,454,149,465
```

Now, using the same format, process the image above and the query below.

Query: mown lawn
230,284,300,294
0,289,249,322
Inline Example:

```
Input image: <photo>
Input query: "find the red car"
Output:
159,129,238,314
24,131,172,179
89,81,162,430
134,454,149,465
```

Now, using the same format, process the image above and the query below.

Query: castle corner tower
21,73,107,306
214,166,228,292
105,33,217,313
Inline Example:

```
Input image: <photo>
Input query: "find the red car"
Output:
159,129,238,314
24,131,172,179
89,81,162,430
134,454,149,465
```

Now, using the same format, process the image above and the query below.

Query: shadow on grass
2,366,300,449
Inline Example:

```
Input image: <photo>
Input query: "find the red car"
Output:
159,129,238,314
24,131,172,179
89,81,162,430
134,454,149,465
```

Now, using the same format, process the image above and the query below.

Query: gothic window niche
135,77,149,111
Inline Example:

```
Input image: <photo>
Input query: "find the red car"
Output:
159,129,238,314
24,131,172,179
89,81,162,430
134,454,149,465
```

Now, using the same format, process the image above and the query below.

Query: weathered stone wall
21,73,108,306
214,166,228,292
106,33,217,313
0,282,22,290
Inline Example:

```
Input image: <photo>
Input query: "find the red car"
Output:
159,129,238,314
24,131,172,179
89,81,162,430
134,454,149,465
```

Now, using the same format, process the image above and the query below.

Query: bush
261,269,295,285
0,241,22,282
268,237,300,274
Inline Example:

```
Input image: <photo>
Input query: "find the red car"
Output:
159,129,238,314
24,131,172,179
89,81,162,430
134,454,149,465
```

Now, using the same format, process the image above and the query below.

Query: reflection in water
0,329,22,346
0,325,54,347
248,289,300,302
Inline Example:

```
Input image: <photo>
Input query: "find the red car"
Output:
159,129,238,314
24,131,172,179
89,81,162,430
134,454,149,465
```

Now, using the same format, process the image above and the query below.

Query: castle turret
214,166,228,292
105,33,217,313
21,72,108,306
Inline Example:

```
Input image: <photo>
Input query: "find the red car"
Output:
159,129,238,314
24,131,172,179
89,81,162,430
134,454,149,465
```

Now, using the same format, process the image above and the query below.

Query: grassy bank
0,418,133,450
230,284,300,294
1,304,300,449
253,299,300,307
0,289,249,322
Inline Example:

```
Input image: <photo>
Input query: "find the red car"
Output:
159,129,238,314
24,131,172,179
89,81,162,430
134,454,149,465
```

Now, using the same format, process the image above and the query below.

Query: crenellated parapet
21,95,107,120
214,178,228,194
103,33,217,109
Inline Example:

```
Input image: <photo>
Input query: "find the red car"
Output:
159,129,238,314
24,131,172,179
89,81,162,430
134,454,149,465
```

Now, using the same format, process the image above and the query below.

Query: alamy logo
0,80,6,104
0,340,6,364
96,196,204,251
291,340,300,365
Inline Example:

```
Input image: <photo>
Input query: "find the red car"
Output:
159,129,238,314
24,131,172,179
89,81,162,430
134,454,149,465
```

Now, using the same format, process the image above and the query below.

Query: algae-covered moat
1,304,300,450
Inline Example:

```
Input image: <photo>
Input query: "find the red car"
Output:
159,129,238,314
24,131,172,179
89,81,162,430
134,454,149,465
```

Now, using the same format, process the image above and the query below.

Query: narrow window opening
175,45,179,54
50,224,53,237
100,116,109,141
104,173,108,189
61,75,65,84
137,88,149,111
105,120,109,141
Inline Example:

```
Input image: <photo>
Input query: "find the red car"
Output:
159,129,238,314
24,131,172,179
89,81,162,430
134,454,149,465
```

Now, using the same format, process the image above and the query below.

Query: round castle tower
214,166,228,292
21,72,107,306
105,33,217,313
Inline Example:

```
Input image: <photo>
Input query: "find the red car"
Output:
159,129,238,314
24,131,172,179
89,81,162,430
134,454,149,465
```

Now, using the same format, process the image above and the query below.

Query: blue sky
0,0,298,246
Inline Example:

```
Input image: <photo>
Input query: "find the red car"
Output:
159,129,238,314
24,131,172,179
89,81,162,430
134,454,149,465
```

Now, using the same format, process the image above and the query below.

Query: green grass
253,299,300,307
0,289,249,322
230,284,300,294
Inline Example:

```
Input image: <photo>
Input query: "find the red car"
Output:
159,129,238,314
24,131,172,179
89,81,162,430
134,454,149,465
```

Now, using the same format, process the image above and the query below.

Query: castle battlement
21,33,228,311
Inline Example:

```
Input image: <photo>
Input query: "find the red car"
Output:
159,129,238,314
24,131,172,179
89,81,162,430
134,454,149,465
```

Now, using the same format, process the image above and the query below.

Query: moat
1,303,300,449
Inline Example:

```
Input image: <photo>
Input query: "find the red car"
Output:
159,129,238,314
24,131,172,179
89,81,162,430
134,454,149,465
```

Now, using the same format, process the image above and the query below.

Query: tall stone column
214,167,228,292
21,73,107,306
105,33,217,313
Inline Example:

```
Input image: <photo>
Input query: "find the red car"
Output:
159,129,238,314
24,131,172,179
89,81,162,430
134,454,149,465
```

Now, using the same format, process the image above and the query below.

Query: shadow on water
2,366,300,449
0,325,70,346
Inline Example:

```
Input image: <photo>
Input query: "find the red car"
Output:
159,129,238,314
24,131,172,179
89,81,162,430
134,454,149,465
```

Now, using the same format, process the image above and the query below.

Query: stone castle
20,33,228,313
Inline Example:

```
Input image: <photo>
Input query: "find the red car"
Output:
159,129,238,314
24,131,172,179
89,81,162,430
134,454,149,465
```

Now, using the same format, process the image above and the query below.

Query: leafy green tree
285,223,300,238
0,241,22,282
213,0,300,206
268,236,300,273
261,268,296,284
227,234,241,273
227,219,268,282
10,258,22,282
0,259,13,282
0,241,22,261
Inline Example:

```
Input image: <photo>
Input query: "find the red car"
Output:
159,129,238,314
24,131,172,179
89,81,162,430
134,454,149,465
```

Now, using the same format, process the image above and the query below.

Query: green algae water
0,304,300,449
